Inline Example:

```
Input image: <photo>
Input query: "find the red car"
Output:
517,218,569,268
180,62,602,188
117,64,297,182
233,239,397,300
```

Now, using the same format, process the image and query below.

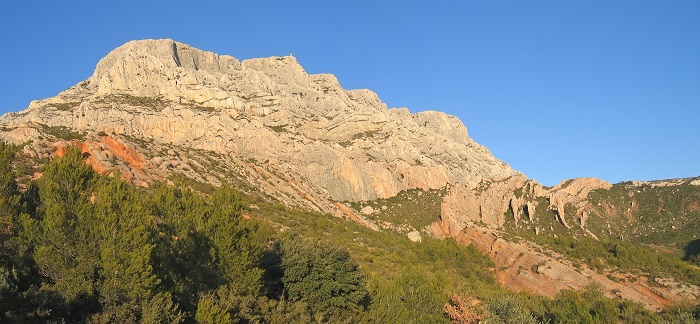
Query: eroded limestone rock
1,39,518,203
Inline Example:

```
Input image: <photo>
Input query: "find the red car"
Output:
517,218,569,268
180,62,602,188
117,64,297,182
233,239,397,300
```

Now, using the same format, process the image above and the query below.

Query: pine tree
0,140,23,319
26,146,99,305
149,183,219,312
92,175,160,316
0,140,21,227
280,236,367,320
205,185,265,295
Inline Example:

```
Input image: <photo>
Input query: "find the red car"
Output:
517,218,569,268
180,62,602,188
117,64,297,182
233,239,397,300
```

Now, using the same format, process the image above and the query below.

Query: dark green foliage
254,198,503,323
660,305,700,323
619,301,663,323
581,285,619,323
0,141,27,320
0,141,21,219
206,185,268,295
280,235,367,320
195,293,232,324
546,289,597,324
0,145,288,322
0,140,22,260
141,292,185,324
541,285,640,324
24,146,100,308
150,183,220,311
93,175,159,314
685,239,700,266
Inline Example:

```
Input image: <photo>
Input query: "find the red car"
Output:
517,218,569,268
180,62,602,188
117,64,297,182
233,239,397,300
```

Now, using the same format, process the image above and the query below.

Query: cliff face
0,40,518,223
1,39,516,207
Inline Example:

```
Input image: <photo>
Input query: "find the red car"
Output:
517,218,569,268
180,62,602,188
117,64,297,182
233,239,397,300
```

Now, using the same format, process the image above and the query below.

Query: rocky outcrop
438,175,611,235
440,175,546,230
453,226,698,311
431,174,700,310
1,39,518,205
548,178,612,229
407,231,422,243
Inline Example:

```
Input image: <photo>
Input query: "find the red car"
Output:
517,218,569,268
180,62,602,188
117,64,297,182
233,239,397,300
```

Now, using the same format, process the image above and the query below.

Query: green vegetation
0,145,369,322
192,105,217,113
348,188,445,230
443,284,699,324
266,125,289,133
516,230,700,287
588,180,700,251
280,236,367,320
339,130,386,147
0,140,697,322
46,102,79,111
38,124,85,140
687,239,700,266
98,94,169,110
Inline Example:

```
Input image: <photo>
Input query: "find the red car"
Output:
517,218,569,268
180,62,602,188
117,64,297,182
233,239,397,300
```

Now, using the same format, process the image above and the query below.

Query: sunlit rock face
2,38,518,203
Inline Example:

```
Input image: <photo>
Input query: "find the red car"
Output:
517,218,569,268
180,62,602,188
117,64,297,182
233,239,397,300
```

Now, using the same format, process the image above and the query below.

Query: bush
280,236,367,320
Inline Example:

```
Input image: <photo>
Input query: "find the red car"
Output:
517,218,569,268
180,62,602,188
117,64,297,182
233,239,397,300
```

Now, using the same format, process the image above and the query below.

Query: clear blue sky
1,1,698,186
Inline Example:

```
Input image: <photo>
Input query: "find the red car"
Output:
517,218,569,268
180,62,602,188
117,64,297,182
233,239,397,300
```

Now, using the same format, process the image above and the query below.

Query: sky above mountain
1,1,698,186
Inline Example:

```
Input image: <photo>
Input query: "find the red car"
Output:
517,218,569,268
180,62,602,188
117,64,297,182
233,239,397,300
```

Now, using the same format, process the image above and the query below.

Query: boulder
407,231,422,242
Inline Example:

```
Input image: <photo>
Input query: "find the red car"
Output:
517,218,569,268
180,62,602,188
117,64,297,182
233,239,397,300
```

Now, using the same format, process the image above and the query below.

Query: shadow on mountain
684,239,700,265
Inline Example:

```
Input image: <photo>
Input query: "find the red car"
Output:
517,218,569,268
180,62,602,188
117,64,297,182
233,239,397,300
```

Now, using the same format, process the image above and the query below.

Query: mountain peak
2,39,518,203
88,39,240,100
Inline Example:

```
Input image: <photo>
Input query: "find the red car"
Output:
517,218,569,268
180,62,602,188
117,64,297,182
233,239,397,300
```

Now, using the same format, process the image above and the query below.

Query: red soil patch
101,136,145,169
635,277,671,307
334,202,373,229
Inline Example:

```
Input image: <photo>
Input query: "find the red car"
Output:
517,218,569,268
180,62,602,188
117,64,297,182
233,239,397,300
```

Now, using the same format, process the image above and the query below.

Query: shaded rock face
1,38,516,205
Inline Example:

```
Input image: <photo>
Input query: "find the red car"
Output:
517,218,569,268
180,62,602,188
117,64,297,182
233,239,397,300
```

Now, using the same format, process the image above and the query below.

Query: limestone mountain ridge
1,39,516,209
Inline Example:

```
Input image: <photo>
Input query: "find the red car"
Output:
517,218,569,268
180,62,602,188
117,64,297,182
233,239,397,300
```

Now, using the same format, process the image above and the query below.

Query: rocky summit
1,39,698,313
1,39,515,214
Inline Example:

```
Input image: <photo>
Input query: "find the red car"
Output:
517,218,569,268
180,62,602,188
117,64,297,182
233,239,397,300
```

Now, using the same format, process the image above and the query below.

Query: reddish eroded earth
51,136,157,186
428,217,697,311
100,135,145,169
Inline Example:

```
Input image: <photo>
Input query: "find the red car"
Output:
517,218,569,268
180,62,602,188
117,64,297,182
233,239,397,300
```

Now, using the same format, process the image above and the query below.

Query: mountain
1,39,516,218
1,39,698,316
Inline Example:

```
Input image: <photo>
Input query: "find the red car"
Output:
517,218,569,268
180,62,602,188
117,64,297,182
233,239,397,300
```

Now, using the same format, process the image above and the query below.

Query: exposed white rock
360,206,375,215
0,39,519,202
407,231,422,242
